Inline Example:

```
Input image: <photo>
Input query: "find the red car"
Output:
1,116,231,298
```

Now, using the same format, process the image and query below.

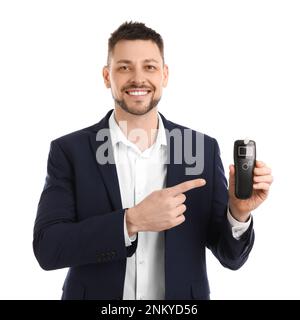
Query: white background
0,0,299,299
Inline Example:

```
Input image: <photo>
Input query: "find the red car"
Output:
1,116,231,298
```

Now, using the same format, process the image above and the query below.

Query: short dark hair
107,21,164,65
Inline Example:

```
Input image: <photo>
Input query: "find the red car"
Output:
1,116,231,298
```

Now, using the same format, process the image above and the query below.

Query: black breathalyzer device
234,139,256,199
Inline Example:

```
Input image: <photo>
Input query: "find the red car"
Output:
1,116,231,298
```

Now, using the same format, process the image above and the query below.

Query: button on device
242,163,249,170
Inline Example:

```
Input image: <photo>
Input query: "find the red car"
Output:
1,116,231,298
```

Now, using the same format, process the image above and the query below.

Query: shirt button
139,260,144,265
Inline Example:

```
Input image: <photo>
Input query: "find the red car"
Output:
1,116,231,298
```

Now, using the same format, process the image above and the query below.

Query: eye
119,65,130,71
146,65,156,71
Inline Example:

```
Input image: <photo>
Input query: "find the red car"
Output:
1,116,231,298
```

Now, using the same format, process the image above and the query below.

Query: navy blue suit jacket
33,109,254,300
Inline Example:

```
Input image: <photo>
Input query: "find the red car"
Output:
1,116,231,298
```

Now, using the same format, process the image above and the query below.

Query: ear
102,65,111,88
162,64,169,87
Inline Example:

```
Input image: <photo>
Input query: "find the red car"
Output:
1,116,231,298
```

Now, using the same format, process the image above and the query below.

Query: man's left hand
228,160,273,222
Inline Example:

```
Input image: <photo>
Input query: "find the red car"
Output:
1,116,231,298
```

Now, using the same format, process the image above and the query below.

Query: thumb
229,164,235,177
228,164,235,189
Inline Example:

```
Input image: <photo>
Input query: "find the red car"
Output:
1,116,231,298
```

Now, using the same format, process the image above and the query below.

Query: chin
127,106,154,116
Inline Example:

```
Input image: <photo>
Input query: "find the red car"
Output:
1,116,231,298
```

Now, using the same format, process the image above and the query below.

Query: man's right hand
125,178,206,236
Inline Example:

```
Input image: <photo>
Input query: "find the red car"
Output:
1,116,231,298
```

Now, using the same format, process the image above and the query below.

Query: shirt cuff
124,210,137,247
227,208,252,240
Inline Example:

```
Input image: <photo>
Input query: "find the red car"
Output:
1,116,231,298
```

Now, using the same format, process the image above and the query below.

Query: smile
125,89,151,96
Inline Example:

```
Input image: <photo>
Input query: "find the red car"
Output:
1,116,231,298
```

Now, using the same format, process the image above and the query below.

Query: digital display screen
238,146,253,157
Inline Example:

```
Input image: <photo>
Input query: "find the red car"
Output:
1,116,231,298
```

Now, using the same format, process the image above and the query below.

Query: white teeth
127,91,148,96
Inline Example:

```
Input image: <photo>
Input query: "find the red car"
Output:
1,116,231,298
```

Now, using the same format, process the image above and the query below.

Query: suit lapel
159,112,187,188
88,109,123,211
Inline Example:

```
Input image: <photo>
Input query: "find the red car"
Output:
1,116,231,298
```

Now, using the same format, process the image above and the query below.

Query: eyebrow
116,59,160,64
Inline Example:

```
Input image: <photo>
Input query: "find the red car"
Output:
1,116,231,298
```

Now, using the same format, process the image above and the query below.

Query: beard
113,91,161,116
115,98,160,116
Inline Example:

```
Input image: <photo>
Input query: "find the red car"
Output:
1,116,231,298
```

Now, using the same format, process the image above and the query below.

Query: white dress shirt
108,110,251,300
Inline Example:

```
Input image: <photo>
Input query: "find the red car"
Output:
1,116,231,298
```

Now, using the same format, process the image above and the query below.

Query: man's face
103,40,168,116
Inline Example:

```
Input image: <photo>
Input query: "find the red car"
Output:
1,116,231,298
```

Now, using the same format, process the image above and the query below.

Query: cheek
110,72,126,89
110,79,124,94
152,77,164,94
110,83,118,95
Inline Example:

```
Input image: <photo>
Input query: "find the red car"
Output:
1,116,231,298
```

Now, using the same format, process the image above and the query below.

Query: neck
114,106,159,152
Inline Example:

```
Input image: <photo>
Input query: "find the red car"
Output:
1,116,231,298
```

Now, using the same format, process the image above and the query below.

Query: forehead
111,40,162,63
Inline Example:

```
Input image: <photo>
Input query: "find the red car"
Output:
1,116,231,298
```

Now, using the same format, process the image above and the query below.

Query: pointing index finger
167,178,206,196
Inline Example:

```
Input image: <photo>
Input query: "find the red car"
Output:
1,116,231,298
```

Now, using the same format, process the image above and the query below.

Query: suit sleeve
33,140,138,271
206,139,255,270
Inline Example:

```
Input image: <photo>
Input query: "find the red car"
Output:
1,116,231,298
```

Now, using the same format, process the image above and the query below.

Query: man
33,22,273,300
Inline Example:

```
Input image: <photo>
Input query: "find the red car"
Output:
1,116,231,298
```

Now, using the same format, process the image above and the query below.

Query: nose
129,67,146,85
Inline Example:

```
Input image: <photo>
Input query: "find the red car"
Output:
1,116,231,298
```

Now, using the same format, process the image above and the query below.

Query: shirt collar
108,110,167,150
